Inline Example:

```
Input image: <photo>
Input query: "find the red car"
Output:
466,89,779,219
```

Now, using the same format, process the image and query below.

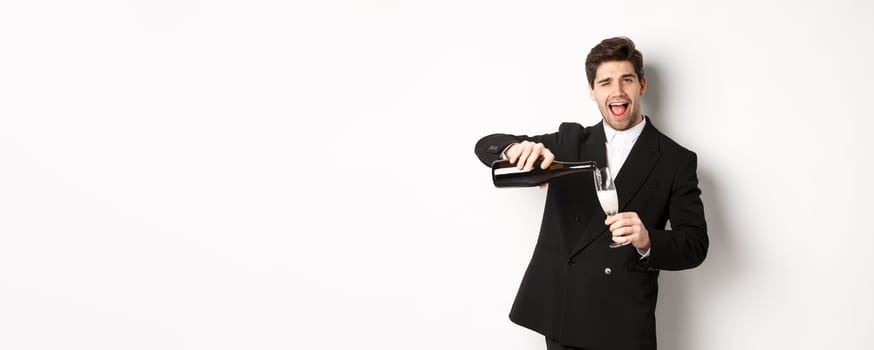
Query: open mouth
609,102,629,118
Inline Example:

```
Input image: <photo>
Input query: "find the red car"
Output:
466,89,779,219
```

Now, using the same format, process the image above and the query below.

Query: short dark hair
585,37,645,88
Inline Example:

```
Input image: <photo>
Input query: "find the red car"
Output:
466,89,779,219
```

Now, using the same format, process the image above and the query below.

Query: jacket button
567,259,575,266
575,216,581,222
604,267,612,275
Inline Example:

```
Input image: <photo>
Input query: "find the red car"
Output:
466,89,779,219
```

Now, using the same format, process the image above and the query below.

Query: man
474,37,708,350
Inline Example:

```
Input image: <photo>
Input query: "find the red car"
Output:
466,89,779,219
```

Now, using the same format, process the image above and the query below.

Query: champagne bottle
491,158,598,187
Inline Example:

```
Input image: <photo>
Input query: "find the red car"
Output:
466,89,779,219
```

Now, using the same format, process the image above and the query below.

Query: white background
2,1,873,349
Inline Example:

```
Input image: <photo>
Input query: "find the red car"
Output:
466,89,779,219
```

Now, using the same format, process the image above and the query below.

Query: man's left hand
605,212,650,250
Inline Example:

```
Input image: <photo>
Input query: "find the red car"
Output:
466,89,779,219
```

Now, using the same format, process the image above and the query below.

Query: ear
639,76,647,96
588,84,595,101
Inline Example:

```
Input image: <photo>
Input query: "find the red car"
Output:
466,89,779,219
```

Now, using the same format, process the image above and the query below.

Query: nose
611,83,624,95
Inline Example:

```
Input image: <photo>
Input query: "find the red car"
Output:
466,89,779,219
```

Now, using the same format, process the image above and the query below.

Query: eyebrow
596,73,637,85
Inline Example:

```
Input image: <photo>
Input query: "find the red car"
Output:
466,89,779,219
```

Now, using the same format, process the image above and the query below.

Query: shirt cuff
637,247,650,259
500,143,516,160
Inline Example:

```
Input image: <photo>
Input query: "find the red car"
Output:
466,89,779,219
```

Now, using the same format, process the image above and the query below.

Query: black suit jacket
474,118,708,350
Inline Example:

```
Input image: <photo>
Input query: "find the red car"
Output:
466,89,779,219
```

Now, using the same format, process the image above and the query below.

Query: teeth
609,102,628,106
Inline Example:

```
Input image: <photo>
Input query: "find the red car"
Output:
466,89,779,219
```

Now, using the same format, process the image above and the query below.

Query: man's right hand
505,141,555,171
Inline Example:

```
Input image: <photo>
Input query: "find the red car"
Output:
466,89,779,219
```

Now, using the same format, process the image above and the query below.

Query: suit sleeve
473,127,566,167
646,152,709,270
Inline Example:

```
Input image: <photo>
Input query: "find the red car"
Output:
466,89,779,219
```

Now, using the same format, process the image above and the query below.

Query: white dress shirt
603,119,650,258
603,118,646,178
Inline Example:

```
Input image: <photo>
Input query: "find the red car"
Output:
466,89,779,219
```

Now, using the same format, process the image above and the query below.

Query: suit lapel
582,125,608,169
615,121,661,211
567,125,608,255
569,119,662,257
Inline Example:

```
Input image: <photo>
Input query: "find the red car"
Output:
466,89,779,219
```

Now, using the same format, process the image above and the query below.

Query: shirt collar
603,117,647,144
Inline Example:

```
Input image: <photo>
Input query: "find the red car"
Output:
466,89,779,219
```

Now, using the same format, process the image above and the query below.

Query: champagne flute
593,167,626,248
